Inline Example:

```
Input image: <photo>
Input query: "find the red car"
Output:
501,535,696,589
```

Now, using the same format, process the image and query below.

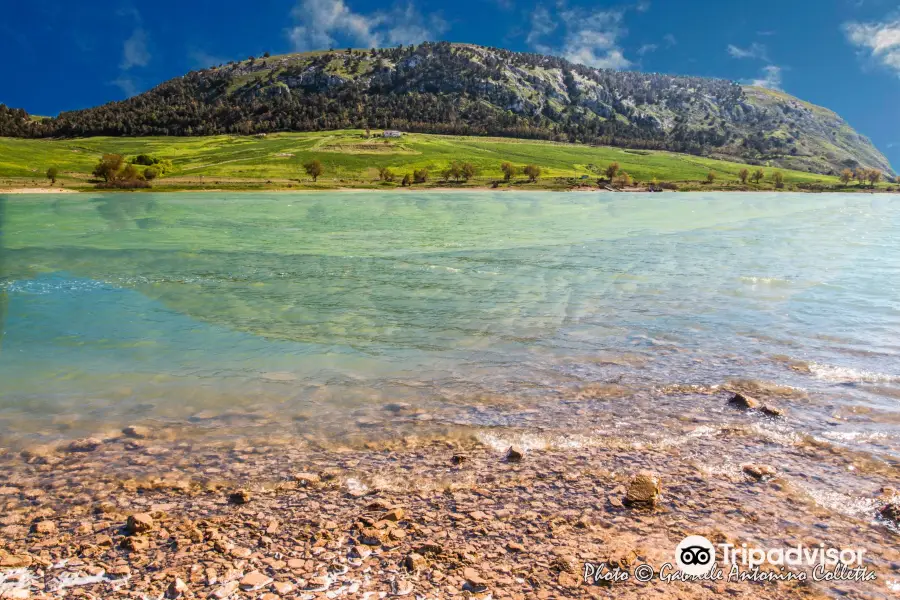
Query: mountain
0,42,891,175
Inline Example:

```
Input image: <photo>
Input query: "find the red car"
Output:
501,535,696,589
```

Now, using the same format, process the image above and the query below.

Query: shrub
378,166,396,182
772,171,785,189
523,164,541,182
46,166,59,184
413,168,428,183
143,167,160,181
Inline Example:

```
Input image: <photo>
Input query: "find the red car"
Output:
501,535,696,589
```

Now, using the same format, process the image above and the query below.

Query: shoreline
0,185,892,195
1,407,898,600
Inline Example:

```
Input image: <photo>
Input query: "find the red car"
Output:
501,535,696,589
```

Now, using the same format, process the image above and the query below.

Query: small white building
382,130,403,138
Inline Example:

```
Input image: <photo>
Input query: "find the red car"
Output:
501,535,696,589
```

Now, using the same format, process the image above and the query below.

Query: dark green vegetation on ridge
0,42,891,177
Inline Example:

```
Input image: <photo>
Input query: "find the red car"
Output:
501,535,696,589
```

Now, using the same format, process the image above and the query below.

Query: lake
1,191,899,463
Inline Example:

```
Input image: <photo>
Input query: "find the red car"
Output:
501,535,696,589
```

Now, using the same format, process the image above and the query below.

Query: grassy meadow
0,129,883,192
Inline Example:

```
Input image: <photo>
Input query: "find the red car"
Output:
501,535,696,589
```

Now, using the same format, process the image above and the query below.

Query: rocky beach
1,383,898,600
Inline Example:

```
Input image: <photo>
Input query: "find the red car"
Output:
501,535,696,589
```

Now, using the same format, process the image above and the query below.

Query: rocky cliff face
3,42,891,175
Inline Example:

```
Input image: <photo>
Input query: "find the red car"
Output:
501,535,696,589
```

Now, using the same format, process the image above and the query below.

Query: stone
383,507,405,521
392,579,414,596
122,425,151,439
166,578,189,599
463,567,489,593
761,405,785,417
240,571,273,591
404,553,426,571
272,581,294,594
451,454,468,465
505,446,524,462
211,581,239,599
228,489,252,504
416,541,444,555
506,541,526,553
31,520,57,535
305,576,331,592
350,545,372,559
287,558,306,569
125,513,154,535
121,536,150,551
880,502,900,522
743,464,777,480
0,553,33,568
294,472,321,486
728,392,759,410
67,437,103,452
623,471,660,507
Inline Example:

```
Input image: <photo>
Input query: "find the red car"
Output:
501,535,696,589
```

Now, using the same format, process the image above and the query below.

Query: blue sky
1,0,898,167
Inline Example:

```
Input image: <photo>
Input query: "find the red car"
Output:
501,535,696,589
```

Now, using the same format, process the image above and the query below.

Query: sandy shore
0,187,78,194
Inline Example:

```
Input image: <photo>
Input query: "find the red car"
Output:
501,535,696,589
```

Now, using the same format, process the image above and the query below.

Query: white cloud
121,28,150,69
843,19,900,75
747,65,783,89
663,33,677,47
727,42,768,61
527,4,633,70
111,76,138,97
287,0,447,51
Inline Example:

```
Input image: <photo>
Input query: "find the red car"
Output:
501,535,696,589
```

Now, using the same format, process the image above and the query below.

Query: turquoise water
1,192,898,453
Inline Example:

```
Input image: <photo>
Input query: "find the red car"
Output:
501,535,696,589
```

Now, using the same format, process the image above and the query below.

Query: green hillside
1,130,872,193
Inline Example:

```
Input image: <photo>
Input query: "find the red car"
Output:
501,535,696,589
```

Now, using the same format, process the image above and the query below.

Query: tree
523,164,541,182
772,171,784,189
605,162,620,180
143,167,159,181
738,168,749,184
304,159,323,181
706,172,717,184
840,169,853,185
92,154,124,182
378,166,395,182
120,163,141,181
401,173,412,187
867,169,882,187
751,168,765,184
461,162,478,181
443,161,463,182
614,171,633,187
413,168,428,183
46,166,58,185
501,162,517,182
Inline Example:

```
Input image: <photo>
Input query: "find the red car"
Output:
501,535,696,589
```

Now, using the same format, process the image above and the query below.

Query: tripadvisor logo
676,536,716,576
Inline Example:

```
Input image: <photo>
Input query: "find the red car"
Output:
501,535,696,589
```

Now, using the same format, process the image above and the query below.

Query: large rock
125,513,154,535
728,393,759,410
623,471,661,507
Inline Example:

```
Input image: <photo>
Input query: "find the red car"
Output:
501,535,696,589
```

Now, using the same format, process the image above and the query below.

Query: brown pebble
728,392,759,410
125,513,154,535
623,471,660,506
743,464,777,480
239,571,273,591
505,446,524,462
228,489,251,504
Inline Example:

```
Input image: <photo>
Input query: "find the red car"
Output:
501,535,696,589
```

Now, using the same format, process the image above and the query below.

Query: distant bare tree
605,162,620,180
738,168,749,184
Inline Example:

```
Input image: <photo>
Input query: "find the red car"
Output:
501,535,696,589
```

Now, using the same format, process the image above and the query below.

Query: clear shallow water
1,191,899,456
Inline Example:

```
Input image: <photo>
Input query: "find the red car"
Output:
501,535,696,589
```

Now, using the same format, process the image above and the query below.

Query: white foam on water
739,276,792,286
798,485,880,518
808,362,900,384
476,430,614,452
0,568,35,596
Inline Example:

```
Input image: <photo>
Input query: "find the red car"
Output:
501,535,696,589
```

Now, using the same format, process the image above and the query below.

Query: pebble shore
1,416,898,600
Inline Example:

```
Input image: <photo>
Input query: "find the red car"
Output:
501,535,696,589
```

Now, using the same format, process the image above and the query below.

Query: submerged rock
228,489,252,504
505,446,524,462
623,471,660,506
879,501,900,523
743,464,777,480
728,392,759,410
67,437,103,452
